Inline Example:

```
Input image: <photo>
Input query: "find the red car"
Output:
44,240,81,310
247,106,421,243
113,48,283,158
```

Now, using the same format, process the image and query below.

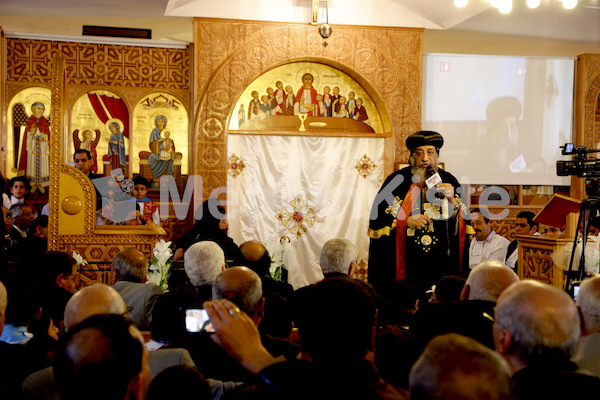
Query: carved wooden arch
193,19,423,199
583,58,600,150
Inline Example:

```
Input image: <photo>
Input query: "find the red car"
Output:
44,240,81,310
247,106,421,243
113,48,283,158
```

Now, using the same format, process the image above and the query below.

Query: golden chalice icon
298,112,308,132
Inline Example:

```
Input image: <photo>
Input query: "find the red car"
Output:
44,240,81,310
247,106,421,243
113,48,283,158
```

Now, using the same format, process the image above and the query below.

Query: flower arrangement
146,239,173,292
263,240,284,281
72,251,88,269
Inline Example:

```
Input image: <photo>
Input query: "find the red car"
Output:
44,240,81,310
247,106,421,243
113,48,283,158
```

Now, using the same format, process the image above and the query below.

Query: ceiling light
498,0,513,13
456,0,576,13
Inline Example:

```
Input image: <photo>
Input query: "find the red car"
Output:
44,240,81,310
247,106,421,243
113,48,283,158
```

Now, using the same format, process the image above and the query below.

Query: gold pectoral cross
423,203,441,220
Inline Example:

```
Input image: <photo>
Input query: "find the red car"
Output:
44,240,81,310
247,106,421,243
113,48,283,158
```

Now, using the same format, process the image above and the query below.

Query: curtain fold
87,92,130,138
228,134,385,289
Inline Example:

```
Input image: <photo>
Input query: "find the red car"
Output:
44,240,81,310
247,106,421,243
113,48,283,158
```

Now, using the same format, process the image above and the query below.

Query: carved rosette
193,19,423,200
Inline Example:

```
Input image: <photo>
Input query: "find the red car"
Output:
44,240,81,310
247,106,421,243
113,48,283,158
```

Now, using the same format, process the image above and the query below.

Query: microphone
425,165,435,178
426,166,446,199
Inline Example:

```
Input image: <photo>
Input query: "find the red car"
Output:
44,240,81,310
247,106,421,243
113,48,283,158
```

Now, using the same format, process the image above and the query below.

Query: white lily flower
72,252,88,266
146,239,174,293
154,253,171,267
153,239,172,256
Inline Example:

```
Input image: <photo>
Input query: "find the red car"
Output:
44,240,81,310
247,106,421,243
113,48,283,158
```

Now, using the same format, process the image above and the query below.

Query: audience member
414,260,518,351
239,240,294,338
204,276,410,399
111,248,163,330
506,211,538,270
10,203,35,240
494,280,600,399
0,275,56,399
27,215,49,260
2,206,16,266
469,209,510,269
6,176,30,208
461,260,519,302
588,217,600,236
73,149,102,209
430,275,465,303
409,333,514,400
170,266,299,382
146,366,211,400
572,275,600,376
183,241,226,303
374,279,421,390
319,238,357,278
36,251,77,333
174,199,242,265
53,314,151,400
23,284,198,400
131,176,160,225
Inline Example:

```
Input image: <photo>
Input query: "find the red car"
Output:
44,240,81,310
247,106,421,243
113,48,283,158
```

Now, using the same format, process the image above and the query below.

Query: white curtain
227,134,385,289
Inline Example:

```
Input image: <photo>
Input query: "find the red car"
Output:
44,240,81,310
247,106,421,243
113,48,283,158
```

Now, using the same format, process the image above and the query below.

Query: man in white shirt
469,209,509,269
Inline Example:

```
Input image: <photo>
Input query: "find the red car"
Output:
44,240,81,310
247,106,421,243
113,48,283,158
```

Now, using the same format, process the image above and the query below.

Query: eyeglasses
414,150,437,158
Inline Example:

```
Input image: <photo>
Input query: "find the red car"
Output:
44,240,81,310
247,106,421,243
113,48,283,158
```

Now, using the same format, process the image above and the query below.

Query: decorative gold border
48,56,65,251
193,19,423,200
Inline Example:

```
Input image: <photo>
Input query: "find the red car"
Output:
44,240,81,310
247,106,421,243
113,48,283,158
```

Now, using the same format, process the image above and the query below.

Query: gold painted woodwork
0,28,6,172
193,18,423,199
517,235,571,289
44,55,166,288
5,38,192,179
7,39,190,89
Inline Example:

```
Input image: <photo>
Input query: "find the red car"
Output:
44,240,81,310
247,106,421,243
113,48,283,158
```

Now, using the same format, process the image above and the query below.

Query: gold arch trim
192,19,423,198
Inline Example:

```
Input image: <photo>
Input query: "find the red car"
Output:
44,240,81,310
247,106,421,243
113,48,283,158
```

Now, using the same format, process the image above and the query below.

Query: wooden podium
516,194,581,289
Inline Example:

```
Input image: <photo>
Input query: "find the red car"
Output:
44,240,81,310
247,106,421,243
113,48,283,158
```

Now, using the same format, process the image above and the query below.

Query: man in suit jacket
73,149,103,209
111,248,164,331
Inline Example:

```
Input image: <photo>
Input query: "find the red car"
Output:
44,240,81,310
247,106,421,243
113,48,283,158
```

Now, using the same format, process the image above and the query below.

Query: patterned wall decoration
6,39,190,89
574,54,600,199
193,19,423,198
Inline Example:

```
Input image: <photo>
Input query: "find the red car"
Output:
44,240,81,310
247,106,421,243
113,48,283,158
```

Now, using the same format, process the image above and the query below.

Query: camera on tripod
557,143,600,197
555,143,600,290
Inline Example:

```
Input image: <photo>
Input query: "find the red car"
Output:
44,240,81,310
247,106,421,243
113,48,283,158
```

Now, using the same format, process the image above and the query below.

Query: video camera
556,143,600,179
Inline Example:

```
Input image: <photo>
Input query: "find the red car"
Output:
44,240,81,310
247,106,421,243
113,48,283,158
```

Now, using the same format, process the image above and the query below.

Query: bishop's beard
409,156,439,184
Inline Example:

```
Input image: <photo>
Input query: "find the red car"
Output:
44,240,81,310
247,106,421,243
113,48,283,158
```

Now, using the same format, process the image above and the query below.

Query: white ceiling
0,0,598,45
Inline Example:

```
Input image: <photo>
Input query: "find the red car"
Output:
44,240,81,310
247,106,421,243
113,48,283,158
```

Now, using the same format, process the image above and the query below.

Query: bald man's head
463,260,519,302
111,248,148,283
54,314,150,400
64,284,127,331
212,267,263,320
239,240,266,262
495,280,580,364
239,241,270,278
